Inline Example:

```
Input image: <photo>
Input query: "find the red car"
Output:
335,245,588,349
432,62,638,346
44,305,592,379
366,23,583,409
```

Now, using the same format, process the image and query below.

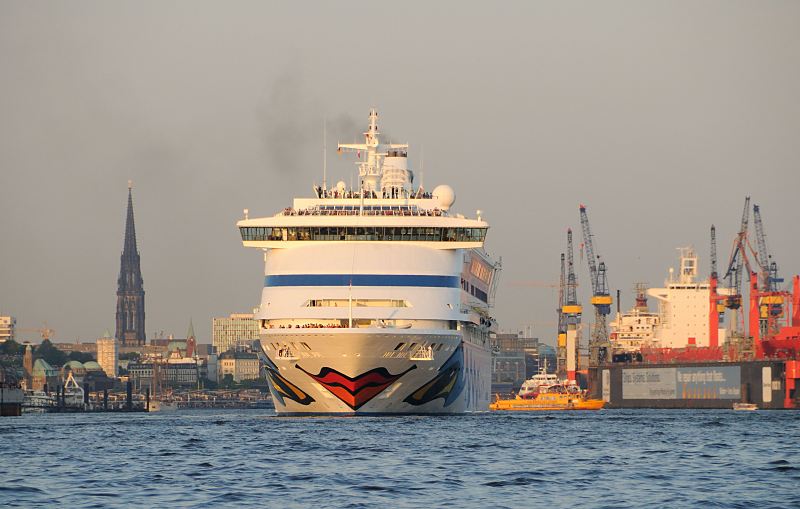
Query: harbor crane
727,230,787,342
710,224,717,280
710,225,725,323
561,228,582,380
753,203,784,324
556,230,583,379
557,252,567,362
753,204,782,293
579,205,612,365
723,197,751,311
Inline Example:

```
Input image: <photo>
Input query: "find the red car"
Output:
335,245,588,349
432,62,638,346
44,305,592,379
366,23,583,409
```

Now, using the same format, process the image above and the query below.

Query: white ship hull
261,329,491,415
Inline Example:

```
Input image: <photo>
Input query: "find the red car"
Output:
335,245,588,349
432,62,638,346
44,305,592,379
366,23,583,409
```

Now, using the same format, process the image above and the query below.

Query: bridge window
305,299,411,308
240,226,487,243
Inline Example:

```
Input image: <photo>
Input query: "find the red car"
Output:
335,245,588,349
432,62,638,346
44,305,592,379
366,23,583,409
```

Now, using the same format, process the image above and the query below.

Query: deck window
240,226,487,243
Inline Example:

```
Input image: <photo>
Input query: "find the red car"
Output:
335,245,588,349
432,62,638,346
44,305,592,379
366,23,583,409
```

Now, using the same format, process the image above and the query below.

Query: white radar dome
336,181,346,193
433,185,456,211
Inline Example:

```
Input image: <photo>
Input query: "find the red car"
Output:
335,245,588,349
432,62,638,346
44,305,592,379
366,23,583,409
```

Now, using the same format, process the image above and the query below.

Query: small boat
23,390,57,413
489,380,604,411
148,400,178,412
517,361,559,399
733,402,758,411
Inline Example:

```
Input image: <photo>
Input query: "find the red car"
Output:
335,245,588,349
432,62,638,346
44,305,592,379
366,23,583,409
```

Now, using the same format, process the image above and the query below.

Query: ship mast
337,109,410,198
322,117,328,196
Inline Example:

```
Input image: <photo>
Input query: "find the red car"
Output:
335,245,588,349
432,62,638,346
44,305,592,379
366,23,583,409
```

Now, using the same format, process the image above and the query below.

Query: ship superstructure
237,109,500,414
609,250,734,353
609,283,660,353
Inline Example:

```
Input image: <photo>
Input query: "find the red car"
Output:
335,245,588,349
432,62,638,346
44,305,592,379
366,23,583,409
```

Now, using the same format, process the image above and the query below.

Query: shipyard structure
557,199,800,409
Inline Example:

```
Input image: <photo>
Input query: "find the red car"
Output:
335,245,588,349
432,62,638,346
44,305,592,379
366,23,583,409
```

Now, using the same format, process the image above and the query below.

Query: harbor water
2,409,799,508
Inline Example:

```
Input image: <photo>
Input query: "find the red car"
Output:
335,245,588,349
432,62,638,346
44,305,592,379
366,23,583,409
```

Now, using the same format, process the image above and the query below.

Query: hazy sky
1,2,799,344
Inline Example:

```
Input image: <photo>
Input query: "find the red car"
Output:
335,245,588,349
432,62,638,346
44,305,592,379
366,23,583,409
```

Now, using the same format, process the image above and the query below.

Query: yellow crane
16,324,55,342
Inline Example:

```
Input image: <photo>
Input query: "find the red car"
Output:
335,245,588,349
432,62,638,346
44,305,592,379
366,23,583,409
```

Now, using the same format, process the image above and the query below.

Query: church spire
123,181,138,262
116,181,146,346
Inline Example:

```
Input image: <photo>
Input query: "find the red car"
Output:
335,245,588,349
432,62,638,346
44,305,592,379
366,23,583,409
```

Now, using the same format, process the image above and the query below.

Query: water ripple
1,409,800,508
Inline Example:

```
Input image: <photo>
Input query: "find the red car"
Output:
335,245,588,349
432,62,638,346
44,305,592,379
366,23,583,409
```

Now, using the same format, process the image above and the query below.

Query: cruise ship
237,109,501,414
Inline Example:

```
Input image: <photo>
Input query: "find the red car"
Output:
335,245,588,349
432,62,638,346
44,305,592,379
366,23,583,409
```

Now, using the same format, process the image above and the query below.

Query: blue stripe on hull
264,274,460,288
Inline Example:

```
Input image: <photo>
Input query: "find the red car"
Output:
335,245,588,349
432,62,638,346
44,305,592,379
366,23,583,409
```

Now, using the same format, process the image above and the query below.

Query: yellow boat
489,386,605,411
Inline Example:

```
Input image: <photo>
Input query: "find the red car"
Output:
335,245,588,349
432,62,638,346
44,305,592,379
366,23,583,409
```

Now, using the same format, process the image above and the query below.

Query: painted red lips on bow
297,365,416,410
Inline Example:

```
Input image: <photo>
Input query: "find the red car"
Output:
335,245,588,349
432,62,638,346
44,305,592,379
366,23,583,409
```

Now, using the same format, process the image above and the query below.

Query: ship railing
409,346,434,361
276,348,299,360
288,206,444,217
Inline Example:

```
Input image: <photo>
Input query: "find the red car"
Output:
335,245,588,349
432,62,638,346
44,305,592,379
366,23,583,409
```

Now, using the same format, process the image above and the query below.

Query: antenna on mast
322,117,328,196
419,145,424,190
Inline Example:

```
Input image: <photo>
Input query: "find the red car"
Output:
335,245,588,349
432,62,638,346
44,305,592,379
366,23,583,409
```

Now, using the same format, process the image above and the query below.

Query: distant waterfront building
206,353,218,383
219,351,259,382
496,332,542,378
116,182,146,347
31,358,59,392
53,342,97,355
491,349,527,394
128,360,200,391
0,316,15,343
96,332,119,377
538,344,557,369
212,313,260,354
23,344,33,389
194,344,215,357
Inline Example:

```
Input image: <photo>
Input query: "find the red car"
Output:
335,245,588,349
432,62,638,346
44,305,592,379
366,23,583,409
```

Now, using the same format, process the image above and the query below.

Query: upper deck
239,195,487,249
238,109,489,250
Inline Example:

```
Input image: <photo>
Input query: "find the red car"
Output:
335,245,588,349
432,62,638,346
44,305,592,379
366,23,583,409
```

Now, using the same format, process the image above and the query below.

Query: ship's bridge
238,199,488,249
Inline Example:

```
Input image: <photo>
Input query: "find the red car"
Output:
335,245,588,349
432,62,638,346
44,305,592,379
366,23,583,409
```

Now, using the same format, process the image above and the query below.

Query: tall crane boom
578,204,612,366
753,205,769,276
558,253,566,336
710,225,717,279
579,205,611,313
579,205,599,296
752,204,781,292
559,229,582,381
566,228,579,308
556,253,567,377
724,196,750,298
710,224,725,324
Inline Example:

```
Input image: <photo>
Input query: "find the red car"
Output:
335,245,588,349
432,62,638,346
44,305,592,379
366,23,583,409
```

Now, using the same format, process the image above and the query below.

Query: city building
0,316,15,343
149,322,198,358
539,344,557,372
31,358,59,392
128,359,201,391
53,342,97,355
491,349,527,395
219,351,260,382
116,182,146,346
494,332,542,377
194,344,215,357
205,353,218,383
212,313,259,354
23,344,33,389
96,332,118,377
